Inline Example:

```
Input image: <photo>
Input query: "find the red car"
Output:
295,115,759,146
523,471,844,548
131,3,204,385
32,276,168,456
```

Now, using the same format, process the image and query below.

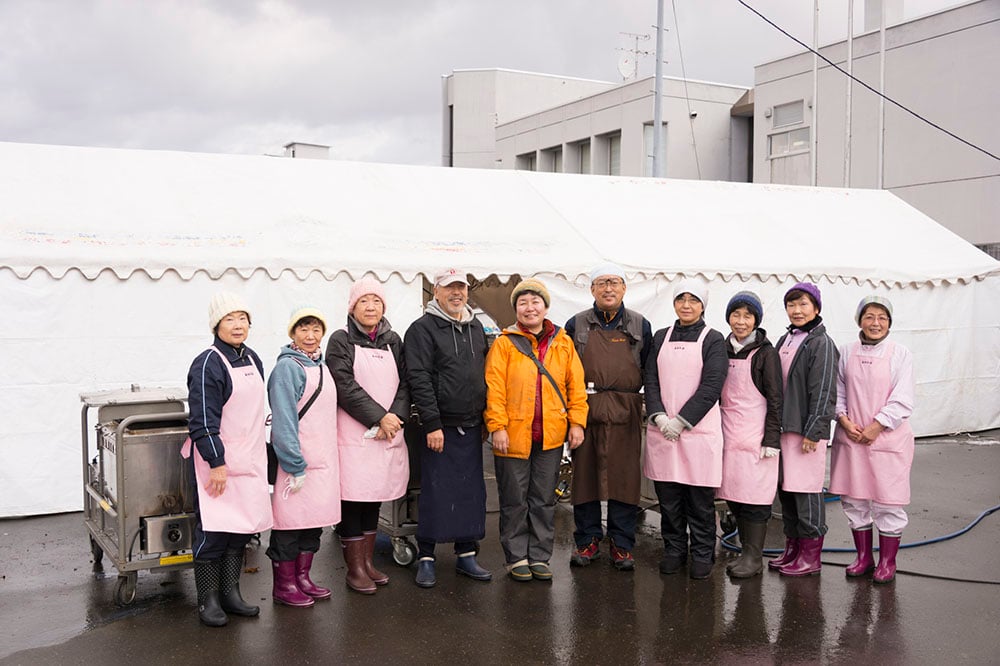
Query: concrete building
495,76,750,181
753,0,999,254
283,142,330,159
442,68,617,169
442,67,749,182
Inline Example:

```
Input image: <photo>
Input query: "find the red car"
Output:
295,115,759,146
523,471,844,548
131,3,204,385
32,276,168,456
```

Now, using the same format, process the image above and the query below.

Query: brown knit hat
510,278,551,308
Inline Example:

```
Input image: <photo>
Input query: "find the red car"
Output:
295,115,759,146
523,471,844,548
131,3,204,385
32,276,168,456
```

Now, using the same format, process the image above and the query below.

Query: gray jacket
775,322,839,443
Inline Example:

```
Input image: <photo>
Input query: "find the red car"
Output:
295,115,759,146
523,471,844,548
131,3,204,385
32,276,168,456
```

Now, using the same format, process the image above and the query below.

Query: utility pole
651,0,665,178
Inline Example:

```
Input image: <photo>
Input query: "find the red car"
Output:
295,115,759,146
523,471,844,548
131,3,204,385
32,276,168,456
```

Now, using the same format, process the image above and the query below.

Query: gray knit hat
856,295,893,325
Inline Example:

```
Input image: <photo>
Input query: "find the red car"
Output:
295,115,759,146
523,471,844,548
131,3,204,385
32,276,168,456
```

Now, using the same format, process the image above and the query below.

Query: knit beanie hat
784,282,822,312
726,291,763,327
673,278,708,308
348,276,387,314
287,306,328,338
589,263,626,285
856,295,893,325
511,277,551,308
208,292,251,333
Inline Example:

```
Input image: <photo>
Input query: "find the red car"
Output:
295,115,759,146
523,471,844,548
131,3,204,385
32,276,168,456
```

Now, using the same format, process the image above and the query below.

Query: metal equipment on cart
377,412,423,566
81,386,194,606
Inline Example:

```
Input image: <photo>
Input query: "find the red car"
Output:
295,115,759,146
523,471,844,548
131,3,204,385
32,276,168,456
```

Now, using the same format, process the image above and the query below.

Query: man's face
434,281,469,317
590,274,626,312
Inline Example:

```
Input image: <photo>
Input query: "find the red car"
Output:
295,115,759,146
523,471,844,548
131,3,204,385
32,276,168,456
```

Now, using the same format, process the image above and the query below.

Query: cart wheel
391,538,417,567
114,573,137,606
89,536,104,571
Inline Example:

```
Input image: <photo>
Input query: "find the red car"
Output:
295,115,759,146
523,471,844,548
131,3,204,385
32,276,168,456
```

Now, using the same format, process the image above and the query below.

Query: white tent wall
0,268,421,517
545,273,1000,439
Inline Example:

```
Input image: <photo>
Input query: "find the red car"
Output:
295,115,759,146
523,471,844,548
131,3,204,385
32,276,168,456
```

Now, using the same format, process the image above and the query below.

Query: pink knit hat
348,276,387,313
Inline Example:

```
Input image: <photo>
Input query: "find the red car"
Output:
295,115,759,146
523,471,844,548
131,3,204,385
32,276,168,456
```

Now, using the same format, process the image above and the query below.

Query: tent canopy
2,141,997,287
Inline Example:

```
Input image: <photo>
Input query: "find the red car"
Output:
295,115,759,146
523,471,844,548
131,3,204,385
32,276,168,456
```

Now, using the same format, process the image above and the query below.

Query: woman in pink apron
326,277,410,594
266,306,341,607
830,296,914,583
771,283,839,577
644,278,729,580
183,292,273,627
717,291,782,579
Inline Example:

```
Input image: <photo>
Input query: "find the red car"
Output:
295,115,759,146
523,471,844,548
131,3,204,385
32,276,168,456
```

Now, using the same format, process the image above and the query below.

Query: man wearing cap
404,268,492,588
565,264,653,571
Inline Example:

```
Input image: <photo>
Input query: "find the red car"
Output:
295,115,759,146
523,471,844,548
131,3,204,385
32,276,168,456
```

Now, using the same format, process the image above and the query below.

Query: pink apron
337,346,409,502
643,327,723,487
778,331,828,493
271,362,342,529
829,341,913,504
717,348,779,505
181,348,273,534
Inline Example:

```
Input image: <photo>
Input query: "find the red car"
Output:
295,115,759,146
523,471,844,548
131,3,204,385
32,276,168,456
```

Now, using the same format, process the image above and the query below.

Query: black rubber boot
726,519,746,573
729,520,767,578
219,547,259,617
194,559,228,627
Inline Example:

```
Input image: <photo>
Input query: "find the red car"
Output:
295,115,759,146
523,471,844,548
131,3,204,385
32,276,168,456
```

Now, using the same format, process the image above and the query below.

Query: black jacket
186,337,265,468
404,306,488,432
775,321,839,442
326,316,410,427
725,328,783,449
644,319,728,427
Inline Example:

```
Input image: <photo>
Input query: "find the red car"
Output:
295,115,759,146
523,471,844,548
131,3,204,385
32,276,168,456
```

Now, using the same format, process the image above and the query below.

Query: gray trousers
493,441,562,564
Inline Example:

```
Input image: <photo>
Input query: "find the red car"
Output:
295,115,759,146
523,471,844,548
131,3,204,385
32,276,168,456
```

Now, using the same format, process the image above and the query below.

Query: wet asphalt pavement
1,434,998,665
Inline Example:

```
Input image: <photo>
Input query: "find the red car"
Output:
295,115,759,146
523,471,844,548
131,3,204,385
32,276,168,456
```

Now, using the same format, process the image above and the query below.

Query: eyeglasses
861,314,890,324
592,278,625,289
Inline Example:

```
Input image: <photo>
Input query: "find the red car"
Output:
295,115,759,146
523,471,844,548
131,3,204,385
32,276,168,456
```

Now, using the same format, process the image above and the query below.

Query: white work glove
288,472,306,492
652,414,669,433
663,417,685,440
761,447,779,459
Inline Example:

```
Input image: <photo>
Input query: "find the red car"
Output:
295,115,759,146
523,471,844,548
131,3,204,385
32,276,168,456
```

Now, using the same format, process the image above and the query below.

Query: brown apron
571,329,643,505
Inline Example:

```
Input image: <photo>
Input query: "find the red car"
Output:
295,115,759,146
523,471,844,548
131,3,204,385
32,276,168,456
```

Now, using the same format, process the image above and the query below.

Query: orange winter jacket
485,324,588,459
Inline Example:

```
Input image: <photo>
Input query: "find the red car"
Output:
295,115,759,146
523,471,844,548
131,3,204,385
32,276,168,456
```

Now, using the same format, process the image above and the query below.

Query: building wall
753,0,999,247
442,69,617,169
494,76,749,181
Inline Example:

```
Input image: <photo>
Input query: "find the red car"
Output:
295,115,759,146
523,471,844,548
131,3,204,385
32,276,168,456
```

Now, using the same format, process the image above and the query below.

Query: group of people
183,265,915,628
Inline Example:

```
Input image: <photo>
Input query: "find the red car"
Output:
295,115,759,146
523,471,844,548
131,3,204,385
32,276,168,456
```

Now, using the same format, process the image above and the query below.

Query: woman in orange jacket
486,278,588,582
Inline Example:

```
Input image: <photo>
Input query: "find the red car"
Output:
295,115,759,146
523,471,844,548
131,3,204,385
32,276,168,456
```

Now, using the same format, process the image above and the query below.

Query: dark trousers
573,500,639,550
190,455,253,561
417,539,478,560
493,440,562,564
654,481,717,563
777,488,828,539
338,500,382,538
726,500,772,524
266,527,322,562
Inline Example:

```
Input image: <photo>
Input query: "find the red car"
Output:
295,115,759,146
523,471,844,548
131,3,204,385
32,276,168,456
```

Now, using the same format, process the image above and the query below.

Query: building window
643,122,667,177
579,141,591,174
516,152,537,171
768,127,810,157
608,133,621,176
541,146,562,173
773,101,804,128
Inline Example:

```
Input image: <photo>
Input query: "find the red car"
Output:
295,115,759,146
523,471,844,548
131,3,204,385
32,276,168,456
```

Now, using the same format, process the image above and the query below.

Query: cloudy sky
0,0,960,165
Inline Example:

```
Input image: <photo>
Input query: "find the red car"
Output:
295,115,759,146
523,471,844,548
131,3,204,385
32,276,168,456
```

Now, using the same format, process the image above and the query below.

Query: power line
671,0,702,179
736,0,999,162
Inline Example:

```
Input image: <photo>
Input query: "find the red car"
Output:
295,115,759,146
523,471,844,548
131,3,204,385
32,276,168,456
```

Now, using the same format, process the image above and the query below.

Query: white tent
2,141,998,517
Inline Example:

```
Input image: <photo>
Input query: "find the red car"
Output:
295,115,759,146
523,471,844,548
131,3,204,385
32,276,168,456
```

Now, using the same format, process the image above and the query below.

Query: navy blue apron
416,426,486,543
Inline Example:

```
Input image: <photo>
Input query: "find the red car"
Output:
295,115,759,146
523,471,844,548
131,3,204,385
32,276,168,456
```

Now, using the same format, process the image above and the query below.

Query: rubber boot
845,527,876,577
271,560,314,607
194,558,228,627
342,536,376,594
779,536,824,577
726,519,746,573
363,531,389,586
768,537,799,571
295,552,332,600
729,520,767,579
219,547,260,616
873,534,901,584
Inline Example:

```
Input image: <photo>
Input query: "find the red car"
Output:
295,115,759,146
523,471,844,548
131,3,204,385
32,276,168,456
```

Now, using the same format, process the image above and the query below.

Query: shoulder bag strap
507,334,568,412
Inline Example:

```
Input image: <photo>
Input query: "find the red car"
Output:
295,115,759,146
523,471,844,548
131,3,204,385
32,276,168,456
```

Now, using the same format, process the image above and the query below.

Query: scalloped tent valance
1,141,997,287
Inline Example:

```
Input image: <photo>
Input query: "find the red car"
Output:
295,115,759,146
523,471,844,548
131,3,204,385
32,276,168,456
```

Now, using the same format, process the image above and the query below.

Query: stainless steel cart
81,386,195,605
